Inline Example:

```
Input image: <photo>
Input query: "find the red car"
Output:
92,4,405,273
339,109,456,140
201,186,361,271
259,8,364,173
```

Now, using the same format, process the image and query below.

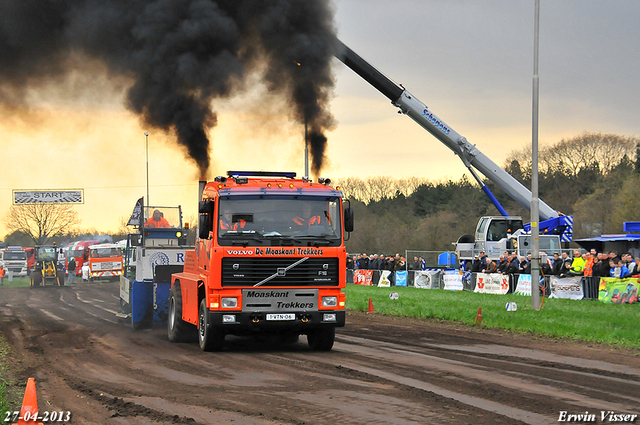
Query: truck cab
168,172,353,352
1,246,28,277
456,216,562,266
88,243,124,281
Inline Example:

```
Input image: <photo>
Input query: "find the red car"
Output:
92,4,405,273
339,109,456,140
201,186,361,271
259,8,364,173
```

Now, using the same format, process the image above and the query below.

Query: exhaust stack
198,180,207,203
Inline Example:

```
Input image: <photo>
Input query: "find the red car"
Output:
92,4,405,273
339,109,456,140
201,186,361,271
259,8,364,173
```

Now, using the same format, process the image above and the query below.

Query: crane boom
334,39,559,221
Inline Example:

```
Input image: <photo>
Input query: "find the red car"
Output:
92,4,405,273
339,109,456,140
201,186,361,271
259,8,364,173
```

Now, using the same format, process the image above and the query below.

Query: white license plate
266,313,295,321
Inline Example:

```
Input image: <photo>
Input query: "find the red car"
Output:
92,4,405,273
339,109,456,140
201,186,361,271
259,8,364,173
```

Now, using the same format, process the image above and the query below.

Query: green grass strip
0,334,15,419
345,284,640,348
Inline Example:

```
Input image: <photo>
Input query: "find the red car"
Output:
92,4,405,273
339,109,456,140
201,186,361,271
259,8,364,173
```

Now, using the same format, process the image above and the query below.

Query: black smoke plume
0,0,337,177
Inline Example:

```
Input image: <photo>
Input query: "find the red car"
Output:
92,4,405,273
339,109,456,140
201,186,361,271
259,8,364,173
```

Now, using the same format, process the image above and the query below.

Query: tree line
3,132,638,252
337,132,640,255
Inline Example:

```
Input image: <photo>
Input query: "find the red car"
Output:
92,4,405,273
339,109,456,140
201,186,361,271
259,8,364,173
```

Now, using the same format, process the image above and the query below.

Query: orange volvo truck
168,171,353,352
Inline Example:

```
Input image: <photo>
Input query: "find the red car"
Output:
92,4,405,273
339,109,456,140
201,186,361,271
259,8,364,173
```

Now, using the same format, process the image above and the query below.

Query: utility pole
144,132,150,209
531,0,541,310
304,116,309,178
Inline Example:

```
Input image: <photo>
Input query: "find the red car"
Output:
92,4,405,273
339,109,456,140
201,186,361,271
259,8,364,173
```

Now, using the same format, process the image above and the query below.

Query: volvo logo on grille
277,268,286,276
233,263,240,270
322,263,329,270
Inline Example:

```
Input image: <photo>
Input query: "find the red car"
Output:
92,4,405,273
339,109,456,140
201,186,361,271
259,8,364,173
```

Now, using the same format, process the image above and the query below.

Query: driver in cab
220,210,246,231
292,204,329,227
145,209,171,228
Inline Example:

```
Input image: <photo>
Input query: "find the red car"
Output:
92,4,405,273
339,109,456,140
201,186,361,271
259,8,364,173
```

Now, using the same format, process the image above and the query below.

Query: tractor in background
30,244,64,287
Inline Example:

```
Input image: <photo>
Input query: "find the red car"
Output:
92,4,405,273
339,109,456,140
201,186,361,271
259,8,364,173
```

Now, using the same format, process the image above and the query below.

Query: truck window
3,252,26,260
90,248,122,258
217,196,342,246
37,247,57,262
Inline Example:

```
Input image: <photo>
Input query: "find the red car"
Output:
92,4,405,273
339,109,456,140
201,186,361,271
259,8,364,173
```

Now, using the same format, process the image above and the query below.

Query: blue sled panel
131,279,154,329
154,282,171,323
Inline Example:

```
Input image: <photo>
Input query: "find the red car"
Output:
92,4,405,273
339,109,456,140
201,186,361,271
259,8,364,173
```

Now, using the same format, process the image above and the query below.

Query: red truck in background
88,243,124,281
168,171,353,352
66,240,99,276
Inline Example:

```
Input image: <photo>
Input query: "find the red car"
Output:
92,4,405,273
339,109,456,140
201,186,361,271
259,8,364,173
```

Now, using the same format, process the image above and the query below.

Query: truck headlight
322,296,338,307
221,297,238,308
323,313,337,322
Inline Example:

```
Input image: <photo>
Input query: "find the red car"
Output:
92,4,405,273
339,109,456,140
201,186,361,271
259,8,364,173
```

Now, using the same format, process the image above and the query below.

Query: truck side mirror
199,200,214,214
199,213,211,240
344,208,354,233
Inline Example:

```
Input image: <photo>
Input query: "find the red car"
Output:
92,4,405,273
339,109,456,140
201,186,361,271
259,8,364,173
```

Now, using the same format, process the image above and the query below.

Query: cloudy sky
1,0,639,237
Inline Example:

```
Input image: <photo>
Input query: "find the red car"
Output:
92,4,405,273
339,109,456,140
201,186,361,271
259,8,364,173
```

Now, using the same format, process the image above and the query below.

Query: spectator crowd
347,249,640,279
469,249,639,279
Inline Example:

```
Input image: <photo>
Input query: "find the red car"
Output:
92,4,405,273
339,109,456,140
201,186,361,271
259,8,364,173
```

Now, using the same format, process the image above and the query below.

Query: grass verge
345,284,640,348
0,277,31,288
0,335,19,419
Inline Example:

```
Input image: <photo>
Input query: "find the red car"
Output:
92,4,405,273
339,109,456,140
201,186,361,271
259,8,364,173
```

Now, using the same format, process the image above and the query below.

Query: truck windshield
37,247,57,262
3,252,26,260
143,206,182,229
68,249,84,258
217,196,342,246
90,248,122,258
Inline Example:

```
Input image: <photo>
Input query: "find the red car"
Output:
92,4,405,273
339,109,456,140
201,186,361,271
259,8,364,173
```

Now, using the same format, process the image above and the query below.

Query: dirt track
1,282,639,425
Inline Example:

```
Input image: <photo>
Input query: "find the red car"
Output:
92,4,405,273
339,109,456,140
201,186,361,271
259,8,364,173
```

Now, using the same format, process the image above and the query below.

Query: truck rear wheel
198,299,224,352
167,283,197,343
307,328,335,351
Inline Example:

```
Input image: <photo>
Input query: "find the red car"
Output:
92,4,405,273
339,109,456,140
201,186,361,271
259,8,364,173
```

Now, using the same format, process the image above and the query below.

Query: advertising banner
395,271,407,287
354,270,373,286
515,274,532,296
443,270,463,291
474,273,509,295
377,270,391,287
13,189,84,204
598,277,639,304
549,276,584,300
415,270,441,289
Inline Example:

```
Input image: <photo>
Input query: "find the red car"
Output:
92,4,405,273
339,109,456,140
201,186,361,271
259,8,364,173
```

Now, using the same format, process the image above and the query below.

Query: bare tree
336,176,430,204
504,132,638,177
3,203,81,245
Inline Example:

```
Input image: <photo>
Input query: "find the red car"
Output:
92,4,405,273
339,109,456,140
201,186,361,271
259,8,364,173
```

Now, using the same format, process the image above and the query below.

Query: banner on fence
377,270,391,287
354,270,373,286
598,277,639,304
515,274,532,296
395,271,407,287
415,270,440,289
474,273,509,295
443,270,463,291
549,276,584,300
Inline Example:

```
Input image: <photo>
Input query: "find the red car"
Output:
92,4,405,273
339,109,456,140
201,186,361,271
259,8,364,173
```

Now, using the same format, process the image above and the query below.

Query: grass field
0,276,31,288
345,284,640,348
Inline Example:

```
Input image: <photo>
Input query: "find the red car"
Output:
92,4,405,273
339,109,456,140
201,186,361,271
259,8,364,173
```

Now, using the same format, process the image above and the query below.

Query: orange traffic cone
474,307,483,326
13,378,44,425
367,297,375,313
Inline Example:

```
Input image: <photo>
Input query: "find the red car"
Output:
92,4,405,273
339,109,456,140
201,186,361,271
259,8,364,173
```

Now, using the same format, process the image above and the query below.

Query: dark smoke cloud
0,0,337,177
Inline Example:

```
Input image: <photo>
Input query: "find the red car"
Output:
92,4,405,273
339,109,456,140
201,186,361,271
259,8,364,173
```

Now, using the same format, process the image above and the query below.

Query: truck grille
222,257,339,287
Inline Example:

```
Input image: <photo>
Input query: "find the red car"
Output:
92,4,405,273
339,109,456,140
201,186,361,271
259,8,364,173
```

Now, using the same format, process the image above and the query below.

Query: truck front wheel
30,272,42,287
307,328,335,351
167,283,197,343
198,299,224,352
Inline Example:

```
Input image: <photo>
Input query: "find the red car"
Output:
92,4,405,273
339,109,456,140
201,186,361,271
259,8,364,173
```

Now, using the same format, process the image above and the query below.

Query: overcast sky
1,0,639,237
